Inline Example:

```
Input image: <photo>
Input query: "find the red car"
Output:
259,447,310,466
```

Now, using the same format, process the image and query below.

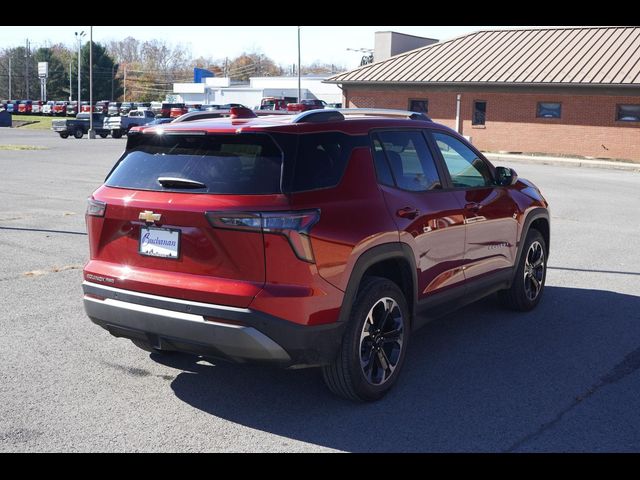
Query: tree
228,52,282,81
0,46,39,100
80,42,122,101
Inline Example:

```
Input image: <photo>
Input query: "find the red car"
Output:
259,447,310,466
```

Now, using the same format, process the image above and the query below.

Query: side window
293,133,364,192
409,99,428,113
375,131,442,192
537,102,561,119
472,101,487,126
432,132,493,188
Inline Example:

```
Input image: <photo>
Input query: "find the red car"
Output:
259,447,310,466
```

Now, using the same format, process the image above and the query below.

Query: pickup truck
51,113,109,139
104,109,156,138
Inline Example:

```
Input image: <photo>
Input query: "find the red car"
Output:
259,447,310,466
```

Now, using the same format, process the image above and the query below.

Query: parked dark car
107,102,122,116
52,112,109,138
119,102,135,116
134,102,151,112
83,107,550,402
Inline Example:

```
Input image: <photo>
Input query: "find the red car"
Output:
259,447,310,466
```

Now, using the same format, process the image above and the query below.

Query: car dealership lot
1,129,639,452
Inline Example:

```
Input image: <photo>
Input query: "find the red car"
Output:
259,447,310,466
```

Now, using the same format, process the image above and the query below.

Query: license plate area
139,226,180,259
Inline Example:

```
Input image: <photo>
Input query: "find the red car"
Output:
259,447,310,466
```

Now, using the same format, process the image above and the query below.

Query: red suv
83,108,550,401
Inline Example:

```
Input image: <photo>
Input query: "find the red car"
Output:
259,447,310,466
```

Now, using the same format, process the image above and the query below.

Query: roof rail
337,108,432,121
292,108,431,124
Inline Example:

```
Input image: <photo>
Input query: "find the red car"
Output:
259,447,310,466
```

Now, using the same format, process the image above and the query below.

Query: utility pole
8,57,11,99
123,64,127,102
111,63,118,101
75,31,85,114
297,26,301,102
25,39,30,99
88,25,94,139
69,61,72,102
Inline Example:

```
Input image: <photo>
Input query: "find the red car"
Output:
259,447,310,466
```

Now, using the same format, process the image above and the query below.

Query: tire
73,129,84,139
99,132,108,138
112,131,123,139
322,276,410,402
499,229,547,311
59,132,69,139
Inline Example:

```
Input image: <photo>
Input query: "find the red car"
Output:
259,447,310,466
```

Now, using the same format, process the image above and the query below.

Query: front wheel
59,132,69,139
499,229,547,311
322,276,410,402
73,129,84,139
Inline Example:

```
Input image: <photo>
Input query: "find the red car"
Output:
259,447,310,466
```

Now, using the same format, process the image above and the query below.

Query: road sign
38,62,48,78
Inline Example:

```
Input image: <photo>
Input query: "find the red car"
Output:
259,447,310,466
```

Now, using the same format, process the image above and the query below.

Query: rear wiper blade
157,177,207,189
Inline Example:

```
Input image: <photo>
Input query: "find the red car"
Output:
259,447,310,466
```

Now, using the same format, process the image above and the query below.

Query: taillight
86,197,106,217
205,210,320,263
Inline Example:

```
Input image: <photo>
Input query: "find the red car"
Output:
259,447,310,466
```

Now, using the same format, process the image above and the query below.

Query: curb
484,153,640,172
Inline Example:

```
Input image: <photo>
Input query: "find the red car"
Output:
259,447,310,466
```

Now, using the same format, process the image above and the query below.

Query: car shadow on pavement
150,286,640,452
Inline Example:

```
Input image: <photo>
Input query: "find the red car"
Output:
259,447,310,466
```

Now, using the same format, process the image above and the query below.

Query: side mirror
495,166,518,186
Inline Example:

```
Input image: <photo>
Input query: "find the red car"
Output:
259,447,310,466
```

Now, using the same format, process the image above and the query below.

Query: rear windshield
106,134,283,194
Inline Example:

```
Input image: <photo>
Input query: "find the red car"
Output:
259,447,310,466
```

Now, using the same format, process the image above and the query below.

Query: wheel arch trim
339,243,418,324
513,207,550,284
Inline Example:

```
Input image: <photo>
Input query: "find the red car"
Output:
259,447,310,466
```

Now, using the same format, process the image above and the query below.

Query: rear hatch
85,130,289,307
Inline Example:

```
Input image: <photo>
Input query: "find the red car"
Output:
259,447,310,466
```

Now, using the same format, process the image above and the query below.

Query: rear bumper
83,281,345,367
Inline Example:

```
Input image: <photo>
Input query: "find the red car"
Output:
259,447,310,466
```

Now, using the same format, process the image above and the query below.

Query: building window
537,102,562,119
409,99,428,113
472,101,486,125
616,104,640,122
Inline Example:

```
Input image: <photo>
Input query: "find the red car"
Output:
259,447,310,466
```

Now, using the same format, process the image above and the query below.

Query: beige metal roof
327,27,640,86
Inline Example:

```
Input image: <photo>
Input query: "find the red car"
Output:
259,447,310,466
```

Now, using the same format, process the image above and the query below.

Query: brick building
327,27,640,161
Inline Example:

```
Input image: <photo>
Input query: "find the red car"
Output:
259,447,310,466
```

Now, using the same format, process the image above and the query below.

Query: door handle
465,202,481,212
396,207,420,219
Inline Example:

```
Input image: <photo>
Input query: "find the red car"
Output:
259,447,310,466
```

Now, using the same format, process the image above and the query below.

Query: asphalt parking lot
1,128,639,452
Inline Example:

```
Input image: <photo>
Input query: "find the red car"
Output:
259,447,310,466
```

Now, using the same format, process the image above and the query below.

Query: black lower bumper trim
83,282,345,367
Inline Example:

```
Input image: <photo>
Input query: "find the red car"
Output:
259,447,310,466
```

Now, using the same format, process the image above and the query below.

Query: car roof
138,109,452,136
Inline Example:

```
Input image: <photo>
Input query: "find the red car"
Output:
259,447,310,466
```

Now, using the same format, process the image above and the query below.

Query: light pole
297,26,301,103
88,26,94,139
75,30,85,116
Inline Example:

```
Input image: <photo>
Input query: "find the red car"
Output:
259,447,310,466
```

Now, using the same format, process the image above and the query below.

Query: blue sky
0,26,522,69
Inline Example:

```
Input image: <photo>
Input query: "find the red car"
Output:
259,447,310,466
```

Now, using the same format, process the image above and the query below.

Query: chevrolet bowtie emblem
139,210,161,223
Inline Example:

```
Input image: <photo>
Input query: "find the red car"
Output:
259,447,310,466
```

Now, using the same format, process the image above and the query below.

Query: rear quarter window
105,133,284,195
292,132,367,192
